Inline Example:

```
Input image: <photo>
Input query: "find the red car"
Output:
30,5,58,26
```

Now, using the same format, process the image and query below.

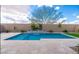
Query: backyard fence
0,24,79,32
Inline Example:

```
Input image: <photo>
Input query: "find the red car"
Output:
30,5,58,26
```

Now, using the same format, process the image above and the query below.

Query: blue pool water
6,33,74,40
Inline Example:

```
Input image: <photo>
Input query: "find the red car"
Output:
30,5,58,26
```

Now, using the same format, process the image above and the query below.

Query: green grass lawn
66,33,79,38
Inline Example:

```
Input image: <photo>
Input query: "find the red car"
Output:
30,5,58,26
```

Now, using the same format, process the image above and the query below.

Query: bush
58,23,62,28
31,23,42,30
31,23,37,30
78,29,79,32
63,30,68,32
21,30,25,33
77,43,79,46
48,30,53,32
38,24,42,30
6,30,9,33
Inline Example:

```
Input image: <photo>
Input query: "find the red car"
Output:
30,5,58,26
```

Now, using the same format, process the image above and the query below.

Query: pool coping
62,33,78,39
2,32,79,40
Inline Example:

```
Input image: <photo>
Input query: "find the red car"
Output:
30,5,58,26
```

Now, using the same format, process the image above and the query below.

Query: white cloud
76,15,79,19
63,19,79,24
55,6,60,10
69,20,79,24
1,6,31,24
58,17,79,24
47,5,53,7
1,5,31,24
56,17,67,23
1,16,14,23
38,5,53,7
63,17,67,20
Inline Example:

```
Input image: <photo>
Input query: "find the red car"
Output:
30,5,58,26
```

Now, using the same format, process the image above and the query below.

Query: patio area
1,5,79,54
1,33,79,54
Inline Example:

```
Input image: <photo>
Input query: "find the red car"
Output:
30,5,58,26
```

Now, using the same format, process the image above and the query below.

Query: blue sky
1,5,79,24
59,5,79,21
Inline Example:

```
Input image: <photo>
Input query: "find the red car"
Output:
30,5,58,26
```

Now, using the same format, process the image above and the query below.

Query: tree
28,5,63,24
58,20,66,28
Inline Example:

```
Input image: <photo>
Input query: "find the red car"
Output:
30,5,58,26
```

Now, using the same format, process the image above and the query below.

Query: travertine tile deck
1,33,79,54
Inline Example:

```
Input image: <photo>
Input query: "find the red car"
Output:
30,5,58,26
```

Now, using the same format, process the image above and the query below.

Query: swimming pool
5,33,74,40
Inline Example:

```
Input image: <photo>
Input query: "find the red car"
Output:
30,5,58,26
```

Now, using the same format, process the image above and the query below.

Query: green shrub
31,23,42,30
77,43,79,46
38,24,42,30
6,30,9,33
31,23,36,30
31,24,38,30
14,26,16,30
58,23,62,28
48,30,53,32
21,30,25,33
78,29,79,32
63,30,68,32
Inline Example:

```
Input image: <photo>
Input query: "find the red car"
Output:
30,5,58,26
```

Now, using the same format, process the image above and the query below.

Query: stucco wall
0,24,79,32
42,24,79,32
0,24,31,32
